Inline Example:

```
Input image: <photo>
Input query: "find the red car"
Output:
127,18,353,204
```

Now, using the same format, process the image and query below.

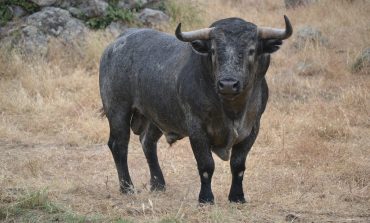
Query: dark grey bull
99,16,292,203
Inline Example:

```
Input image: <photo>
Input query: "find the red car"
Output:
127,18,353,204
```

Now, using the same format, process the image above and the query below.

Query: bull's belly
136,106,188,141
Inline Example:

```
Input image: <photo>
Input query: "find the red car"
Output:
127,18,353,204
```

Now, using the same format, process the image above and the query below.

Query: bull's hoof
199,199,214,205
199,194,214,204
120,186,135,194
150,183,166,192
228,195,246,203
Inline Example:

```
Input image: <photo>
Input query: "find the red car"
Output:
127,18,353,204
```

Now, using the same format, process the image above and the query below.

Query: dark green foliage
148,0,168,12
1,0,39,13
0,0,40,26
0,5,13,26
86,5,134,29
7,0,40,12
108,0,120,6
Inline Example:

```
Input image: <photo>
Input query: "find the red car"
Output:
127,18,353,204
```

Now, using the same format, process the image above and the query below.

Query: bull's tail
99,107,106,118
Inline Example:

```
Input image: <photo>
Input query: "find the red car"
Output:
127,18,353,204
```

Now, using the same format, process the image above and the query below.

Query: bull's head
176,16,292,101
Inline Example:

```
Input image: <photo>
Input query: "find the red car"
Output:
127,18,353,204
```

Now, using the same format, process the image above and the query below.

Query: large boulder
79,0,109,18
25,7,87,41
138,8,169,27
2,7,87,56
30,0,109,18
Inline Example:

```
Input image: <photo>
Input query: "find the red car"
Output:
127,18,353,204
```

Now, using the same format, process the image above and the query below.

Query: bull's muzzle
217,78,241,96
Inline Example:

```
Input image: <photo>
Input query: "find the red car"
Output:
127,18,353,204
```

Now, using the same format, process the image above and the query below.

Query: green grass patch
0,189,110,223
158,216,183,223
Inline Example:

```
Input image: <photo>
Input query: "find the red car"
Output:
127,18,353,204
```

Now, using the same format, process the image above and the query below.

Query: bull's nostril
218,79,240,94
218,82,224,89
232,82,240,90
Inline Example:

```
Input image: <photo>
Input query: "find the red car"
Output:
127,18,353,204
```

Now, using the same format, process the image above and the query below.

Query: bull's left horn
175,23,214,42
257,15,293,40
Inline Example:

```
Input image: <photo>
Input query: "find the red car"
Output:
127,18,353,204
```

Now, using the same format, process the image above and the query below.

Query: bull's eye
248,49,255,56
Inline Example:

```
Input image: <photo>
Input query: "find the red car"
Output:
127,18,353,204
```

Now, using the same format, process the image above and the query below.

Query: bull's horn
175,23,214,42
257,15,293,40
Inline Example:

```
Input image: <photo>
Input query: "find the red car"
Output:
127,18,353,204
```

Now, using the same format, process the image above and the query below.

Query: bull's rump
99,28,191,135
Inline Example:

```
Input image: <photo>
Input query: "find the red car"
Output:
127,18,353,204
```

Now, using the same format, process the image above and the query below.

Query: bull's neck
221,93,249,120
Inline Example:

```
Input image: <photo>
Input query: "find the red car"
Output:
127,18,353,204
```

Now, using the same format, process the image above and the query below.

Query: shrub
86,5,134,29
0,0,40,26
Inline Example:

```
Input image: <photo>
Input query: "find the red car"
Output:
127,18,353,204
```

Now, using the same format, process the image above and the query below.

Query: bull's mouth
218,92,240,101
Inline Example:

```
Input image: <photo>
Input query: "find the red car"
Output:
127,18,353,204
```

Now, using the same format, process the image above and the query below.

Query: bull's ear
261,39,283,54
190,40,209,55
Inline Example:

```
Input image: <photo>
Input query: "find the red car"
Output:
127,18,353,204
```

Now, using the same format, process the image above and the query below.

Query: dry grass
1,0,369,222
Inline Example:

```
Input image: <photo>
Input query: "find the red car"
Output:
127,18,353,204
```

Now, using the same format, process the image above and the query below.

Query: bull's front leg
229,122,260,203
229,121,259,203
189,130,215,204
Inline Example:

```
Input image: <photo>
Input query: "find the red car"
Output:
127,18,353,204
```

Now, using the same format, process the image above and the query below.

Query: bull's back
99,28,190,134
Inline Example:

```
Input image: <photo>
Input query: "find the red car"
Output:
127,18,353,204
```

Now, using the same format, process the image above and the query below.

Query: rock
48,0,75,8
4,7,87,56
25,7,86,40
30,0,58,7
19,25,49,56
284,0,314,9
294,26,328,48
117,0,158,9
79,0,109,18
105,22,128,37
11,5,28,18
138,8,169,27
54,0,76,8
67,7,83,18
352,48,370,74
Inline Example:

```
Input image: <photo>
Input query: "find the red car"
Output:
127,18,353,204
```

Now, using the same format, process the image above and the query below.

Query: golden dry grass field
0,0,369,222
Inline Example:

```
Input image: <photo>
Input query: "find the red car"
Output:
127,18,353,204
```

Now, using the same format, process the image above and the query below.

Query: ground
0,0,369,222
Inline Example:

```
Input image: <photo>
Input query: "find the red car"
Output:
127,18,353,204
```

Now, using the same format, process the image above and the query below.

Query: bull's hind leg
140,123,165,191
107,109,134,194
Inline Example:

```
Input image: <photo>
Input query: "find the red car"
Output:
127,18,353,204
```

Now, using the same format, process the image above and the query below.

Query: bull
99,16,292,203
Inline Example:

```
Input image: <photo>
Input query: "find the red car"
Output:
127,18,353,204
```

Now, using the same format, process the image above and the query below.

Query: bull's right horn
175,23,214,42
257,15,293,40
